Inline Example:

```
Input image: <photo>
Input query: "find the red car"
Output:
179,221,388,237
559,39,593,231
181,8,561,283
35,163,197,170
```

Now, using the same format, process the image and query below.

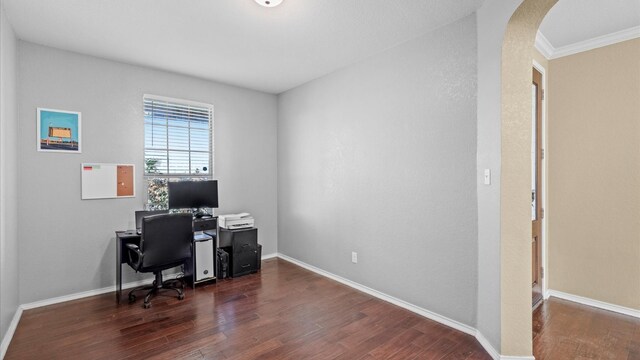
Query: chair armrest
125,243,144,270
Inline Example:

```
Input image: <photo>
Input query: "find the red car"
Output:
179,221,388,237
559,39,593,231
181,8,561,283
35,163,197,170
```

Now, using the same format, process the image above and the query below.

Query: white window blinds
144,96,213,176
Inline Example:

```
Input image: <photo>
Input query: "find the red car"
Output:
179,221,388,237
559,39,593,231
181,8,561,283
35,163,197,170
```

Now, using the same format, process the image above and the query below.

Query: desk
115,217,218,304
115,230,141,304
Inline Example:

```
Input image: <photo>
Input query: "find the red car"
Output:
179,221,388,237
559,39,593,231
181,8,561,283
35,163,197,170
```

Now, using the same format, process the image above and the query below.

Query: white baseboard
276,253,476,336
474,331,500,360
476,332,534,360
3,253,529,360
276,253,509,360
548,290,640,319
0,306,23,359
21,274,179,310
1,275,181,358
21,254,277,309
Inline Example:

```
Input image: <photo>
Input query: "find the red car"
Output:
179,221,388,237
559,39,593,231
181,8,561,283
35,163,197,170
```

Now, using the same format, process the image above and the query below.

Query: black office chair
125,213,193,308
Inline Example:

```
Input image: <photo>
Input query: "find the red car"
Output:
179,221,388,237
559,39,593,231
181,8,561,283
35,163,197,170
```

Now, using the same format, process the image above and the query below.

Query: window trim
144,94,214,111
143,94,215,209
143,94,214,178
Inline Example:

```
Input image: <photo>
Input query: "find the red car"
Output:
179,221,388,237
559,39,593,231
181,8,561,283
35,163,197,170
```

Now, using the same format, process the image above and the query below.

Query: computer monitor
168,180,219,214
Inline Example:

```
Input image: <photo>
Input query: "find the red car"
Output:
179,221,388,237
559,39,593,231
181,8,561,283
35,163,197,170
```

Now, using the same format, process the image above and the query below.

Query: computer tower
216,248,229,279
194,238,215,282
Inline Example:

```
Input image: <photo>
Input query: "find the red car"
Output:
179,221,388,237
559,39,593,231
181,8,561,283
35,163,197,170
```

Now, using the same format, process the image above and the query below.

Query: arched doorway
500,0,557,357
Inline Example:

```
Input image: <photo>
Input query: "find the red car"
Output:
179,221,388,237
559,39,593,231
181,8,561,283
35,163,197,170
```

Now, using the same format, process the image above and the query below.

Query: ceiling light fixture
254,0,283,7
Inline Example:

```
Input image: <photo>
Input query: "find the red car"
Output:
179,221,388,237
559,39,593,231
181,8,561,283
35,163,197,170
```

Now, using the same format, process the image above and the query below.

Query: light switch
484,169,491,185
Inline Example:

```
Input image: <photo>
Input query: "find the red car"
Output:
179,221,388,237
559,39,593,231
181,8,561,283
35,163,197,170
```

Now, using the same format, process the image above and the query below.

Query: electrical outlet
351,252,358,264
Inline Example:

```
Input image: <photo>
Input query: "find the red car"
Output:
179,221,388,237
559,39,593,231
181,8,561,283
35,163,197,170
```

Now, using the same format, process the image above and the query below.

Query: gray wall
17,42,278,304
0,3,18,342
476,0,524,350
277,15,479,326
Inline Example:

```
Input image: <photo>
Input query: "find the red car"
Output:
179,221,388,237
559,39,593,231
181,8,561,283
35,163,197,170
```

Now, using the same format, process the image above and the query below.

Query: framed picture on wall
37,108,82,153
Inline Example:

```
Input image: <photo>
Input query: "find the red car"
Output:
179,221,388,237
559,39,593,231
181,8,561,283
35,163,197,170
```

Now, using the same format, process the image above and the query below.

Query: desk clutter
116,180,262,307
117,212,262,306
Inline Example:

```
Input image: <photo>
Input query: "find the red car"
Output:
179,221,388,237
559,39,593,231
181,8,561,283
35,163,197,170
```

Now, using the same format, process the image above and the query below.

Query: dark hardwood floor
6,258,490,359
533,297,640,360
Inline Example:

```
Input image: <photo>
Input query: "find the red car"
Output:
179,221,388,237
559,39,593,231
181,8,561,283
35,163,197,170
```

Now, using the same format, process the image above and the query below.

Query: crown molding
535,26,640,60
534,31,555,59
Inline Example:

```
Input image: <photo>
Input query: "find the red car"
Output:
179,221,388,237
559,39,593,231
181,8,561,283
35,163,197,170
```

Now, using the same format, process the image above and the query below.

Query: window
143,95,213,209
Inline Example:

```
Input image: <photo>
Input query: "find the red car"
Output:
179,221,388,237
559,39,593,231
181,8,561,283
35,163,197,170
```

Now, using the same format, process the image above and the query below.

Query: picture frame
37,108,82,153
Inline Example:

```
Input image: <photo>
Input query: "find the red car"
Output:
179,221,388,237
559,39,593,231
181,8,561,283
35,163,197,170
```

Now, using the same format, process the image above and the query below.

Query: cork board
82,163,135,199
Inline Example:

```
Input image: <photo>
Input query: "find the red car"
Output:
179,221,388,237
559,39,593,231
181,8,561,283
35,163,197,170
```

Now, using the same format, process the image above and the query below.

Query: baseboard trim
548,290,640,319
4,253,523,360
475,331,500,360
276,253,508,359
21,274,180,310
0,306,23,359
21,256,277,310
261,253,278,260
478,341,534,360
276,253,476,336
2,277,167,358
2,258,280,355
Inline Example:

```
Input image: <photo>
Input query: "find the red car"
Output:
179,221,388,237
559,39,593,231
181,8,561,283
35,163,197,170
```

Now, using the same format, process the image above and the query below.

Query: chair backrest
140,213,193,269
135,210,168,231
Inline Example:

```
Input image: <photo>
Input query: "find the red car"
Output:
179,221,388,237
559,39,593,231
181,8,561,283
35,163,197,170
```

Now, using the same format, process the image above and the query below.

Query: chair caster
143,302,151,309
178,294,185,300
128,294,136,304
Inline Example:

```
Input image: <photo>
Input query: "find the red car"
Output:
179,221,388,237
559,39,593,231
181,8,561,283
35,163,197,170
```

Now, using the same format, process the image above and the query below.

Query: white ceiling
3,0,484,94
7,1,635,93
539,0,640,48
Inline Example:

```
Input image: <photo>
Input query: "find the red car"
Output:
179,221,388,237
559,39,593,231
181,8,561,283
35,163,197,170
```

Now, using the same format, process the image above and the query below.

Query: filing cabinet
219,227,259,277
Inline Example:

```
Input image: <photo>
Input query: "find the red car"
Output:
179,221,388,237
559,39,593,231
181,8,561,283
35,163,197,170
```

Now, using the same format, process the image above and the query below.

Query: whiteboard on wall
81,163,135,200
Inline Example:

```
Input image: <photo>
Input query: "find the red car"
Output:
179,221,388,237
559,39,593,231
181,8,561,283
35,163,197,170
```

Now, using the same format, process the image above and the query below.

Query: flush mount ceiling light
254,0,283,7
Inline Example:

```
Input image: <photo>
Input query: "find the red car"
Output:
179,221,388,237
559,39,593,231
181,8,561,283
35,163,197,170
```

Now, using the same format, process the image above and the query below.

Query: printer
218,212,254,230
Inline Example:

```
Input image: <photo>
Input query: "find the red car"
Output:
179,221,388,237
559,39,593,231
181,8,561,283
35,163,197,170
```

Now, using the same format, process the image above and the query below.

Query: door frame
532,59,548,300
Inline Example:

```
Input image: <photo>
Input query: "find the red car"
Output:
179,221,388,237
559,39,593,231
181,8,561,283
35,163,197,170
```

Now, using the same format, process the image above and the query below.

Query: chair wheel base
127,274,186,309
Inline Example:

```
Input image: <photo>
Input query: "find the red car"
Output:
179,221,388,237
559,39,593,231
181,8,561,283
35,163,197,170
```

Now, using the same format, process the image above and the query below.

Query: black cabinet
219,227,259,278
193,217,217,232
